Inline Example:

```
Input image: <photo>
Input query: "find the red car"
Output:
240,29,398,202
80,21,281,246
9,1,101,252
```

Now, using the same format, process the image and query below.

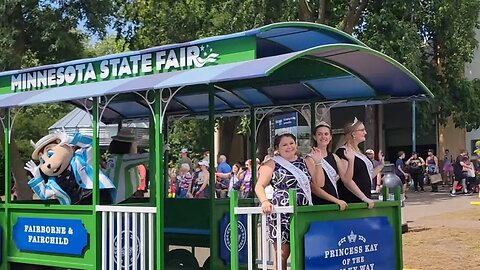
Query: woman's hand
344,146,355,161
375,185,381,193
365,198,375,209
261,200,273,214
336,200,348,211
309,147,324,163
378,150,385,164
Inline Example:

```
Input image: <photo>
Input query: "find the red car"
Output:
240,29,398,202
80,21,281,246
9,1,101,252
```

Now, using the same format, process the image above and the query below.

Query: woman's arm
305,155,325,188
255,160,275,214
335,150,354,182
372,151,385,176
311,185,347,211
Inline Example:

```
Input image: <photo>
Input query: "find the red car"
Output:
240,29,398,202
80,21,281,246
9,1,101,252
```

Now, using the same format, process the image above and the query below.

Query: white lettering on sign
23,225,74,246
325,231,380,270
10,44,219,92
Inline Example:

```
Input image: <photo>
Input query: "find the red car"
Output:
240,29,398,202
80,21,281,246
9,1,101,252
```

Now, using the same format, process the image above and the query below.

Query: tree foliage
0,0,115,198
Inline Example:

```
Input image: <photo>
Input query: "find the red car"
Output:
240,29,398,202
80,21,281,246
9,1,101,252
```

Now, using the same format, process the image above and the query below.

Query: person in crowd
365,149,382,193
451,150,468,196
167,169,177,198
176,163,193,198
202,151,210,162
464,156,476,194
192,160,209,198
255,133,323,270
134,164,147,198
105,128,149,203
228,163,246,197
425,149,439,192
405,152,425,192
334,118,381,206
178,148,193,172
308,121,360,211
215,154,232,198
395,151,409,195
239,159,254,198
442,149,453,185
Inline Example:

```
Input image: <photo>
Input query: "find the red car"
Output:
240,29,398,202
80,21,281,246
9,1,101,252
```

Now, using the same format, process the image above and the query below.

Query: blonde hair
335,120,364,153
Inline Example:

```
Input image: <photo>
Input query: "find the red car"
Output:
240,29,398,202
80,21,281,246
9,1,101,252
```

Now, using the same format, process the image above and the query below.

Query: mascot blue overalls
24,131,116,205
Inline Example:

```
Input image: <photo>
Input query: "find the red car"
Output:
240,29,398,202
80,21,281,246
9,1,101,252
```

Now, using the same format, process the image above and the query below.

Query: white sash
354,152,375,179
272,156,312,206
321,158,339,197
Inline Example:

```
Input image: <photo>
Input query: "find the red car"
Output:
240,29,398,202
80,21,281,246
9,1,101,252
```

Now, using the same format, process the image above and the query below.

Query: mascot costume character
24,131,116,205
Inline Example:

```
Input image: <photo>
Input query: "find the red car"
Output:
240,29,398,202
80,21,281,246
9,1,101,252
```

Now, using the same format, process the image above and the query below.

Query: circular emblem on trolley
113,230,141,268
223,220,247,252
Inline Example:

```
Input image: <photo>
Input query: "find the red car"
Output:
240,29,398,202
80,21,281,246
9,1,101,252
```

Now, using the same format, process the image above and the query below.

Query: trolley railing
230,191,293,270
96,205,156,270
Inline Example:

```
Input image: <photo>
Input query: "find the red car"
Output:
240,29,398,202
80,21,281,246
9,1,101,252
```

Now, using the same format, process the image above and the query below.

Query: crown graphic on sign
347,231,357,243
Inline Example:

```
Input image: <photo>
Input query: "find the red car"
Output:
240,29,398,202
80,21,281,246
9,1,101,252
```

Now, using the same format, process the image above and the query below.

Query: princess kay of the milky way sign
304,217,395,270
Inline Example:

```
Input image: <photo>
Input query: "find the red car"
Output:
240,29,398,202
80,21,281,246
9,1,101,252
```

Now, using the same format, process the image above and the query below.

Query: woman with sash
255,133,324,270
307,121,354,210
335,118,383,206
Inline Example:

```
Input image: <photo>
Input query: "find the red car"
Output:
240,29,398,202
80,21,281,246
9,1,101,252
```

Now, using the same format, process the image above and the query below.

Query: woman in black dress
335,118,383,206
308,122,361,210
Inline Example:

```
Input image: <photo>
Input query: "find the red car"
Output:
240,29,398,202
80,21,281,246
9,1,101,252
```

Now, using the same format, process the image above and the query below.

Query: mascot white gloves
26,131,116,205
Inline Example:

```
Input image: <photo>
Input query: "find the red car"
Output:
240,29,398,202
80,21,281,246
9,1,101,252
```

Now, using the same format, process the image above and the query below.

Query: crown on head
351,117,359,126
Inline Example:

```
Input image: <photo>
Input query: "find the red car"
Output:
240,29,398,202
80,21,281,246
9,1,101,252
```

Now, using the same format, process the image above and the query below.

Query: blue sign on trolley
304,217,395,270
219,213,248,264
13,217,88,255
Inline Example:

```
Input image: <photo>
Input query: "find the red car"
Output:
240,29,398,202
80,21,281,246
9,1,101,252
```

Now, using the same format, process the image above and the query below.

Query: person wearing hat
105,128,149,203
365,149,382,193
178,148,193,173
191,160,209,198
24,131,116,205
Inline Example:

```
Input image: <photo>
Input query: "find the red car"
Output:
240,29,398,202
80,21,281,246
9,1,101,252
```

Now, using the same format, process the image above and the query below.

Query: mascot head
31,133,74,177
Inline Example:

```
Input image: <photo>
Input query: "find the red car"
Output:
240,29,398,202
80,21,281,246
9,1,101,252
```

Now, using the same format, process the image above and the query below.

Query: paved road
403,185,480,228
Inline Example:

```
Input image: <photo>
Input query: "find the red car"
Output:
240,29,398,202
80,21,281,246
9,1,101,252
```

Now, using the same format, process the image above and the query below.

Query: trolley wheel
165,249,200,270
201,256,210,270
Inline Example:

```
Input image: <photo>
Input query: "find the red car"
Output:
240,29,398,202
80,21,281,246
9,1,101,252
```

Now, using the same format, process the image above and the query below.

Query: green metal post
412,101,416,152
154,91,165,269
288,189,298,270
149,116,156,206
208,86,216,270
249,107,256,187
310,102,316,136
92,97,100,270
230,191,239,270
3,109,11,270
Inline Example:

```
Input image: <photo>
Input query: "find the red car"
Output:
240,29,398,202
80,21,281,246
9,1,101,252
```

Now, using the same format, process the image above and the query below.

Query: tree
0,0,115,199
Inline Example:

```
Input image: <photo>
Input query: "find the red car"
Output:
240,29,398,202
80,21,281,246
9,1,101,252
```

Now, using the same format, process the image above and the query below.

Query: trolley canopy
0,22,432,123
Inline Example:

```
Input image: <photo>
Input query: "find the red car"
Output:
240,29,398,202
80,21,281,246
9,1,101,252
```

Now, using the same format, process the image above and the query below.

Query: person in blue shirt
215,154,231,198
395,151,409,195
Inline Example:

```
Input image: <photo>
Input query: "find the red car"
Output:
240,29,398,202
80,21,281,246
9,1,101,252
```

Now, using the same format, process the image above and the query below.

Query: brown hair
312,123,333,150
273,133,297,149
336,119,364,153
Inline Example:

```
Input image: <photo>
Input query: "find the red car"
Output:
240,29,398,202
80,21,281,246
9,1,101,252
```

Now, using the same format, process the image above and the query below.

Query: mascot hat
30,133,61,160
111,128,136,143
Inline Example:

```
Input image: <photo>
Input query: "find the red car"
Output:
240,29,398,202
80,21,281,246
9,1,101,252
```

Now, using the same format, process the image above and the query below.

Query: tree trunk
339,0,368,34
298,0,314,22
317,0,327,24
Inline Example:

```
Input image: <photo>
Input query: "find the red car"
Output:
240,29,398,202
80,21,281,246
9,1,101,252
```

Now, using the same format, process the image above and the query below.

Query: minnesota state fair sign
304,217,395,270
0,37,255,94
13,217,88,255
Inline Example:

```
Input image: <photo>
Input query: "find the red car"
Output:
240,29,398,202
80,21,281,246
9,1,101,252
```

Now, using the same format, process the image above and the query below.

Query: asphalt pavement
403,184,480,228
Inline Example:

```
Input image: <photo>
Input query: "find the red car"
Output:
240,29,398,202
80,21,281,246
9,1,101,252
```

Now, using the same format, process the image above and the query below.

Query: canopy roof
0,22,432,123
